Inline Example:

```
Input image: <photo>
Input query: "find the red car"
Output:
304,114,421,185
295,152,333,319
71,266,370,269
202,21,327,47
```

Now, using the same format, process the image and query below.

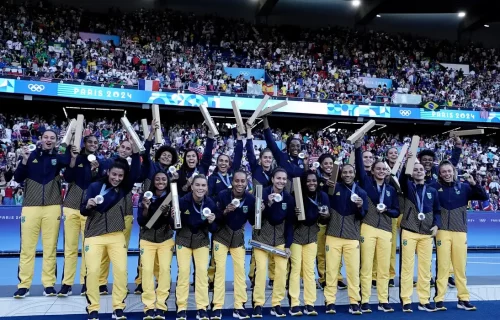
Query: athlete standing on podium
58,135,105,297
249,168,295,318
81,154,141,320
13,130,71,298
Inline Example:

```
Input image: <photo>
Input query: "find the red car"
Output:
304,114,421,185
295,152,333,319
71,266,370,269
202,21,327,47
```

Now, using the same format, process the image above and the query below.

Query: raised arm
200,135,215,174
449,134,463,167
263,118,284,164
232,137,243,172
140,139,153,182
245,135,258,172
125,152,142,193
354,140,369,188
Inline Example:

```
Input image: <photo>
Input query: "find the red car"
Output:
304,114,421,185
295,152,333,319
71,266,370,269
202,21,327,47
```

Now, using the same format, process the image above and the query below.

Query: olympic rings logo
239,72,250,76
27,84,45,92
399,110,412,117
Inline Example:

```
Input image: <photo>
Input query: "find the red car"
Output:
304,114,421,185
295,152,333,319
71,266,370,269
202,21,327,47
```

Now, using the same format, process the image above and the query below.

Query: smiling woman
13,128,72,300
175,174,217,320
249,167,296,317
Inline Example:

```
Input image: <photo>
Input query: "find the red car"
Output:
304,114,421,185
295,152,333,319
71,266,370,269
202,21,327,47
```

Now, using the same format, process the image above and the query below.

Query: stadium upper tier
0,2,499,111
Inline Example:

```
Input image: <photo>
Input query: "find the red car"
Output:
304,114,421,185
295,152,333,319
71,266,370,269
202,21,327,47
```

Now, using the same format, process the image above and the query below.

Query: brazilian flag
423,101,439,111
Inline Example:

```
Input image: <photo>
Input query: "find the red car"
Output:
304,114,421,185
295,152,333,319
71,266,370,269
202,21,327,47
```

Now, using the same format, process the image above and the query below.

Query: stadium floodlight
376,14,381,18
485,24,490,28
458,11,466,18
352,0,361,7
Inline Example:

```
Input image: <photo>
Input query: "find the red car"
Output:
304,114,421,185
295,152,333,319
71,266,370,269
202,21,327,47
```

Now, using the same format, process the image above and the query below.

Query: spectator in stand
0,2,499,111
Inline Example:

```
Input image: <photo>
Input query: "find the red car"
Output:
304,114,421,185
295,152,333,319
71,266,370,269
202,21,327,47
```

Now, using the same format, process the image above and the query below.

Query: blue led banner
359,77,393,89
223,68,265,80
1,78,500,124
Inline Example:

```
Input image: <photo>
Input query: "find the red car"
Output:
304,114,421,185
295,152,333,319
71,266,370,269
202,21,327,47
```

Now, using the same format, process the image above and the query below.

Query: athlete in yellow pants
59,135,104,297
399,163,440,312
134,123,175,294
250,168,295,317
82,155,140,320
212,241,247,317
325,237,361,313
84,232,128,317
140,238,175,319
435,231,469,309
317,154,346,289
134,250,160,293
372,218,398,287
176,245,210,313
14,130,71,298
99,214,133,293
289,171,329,316
431,161,487,312
323,164,366,315
99,139,143,293
176,175,217,320
290,243,318,314
17,205,62,294
253,247,288,310
355,145,400,313
211,171,253,319
248,251,275,286
316,224,345,288
137,171,175,319
60,208,87,294
400,230,434,311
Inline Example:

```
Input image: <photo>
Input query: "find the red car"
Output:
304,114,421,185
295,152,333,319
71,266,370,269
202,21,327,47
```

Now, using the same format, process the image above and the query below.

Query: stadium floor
0,253,500,317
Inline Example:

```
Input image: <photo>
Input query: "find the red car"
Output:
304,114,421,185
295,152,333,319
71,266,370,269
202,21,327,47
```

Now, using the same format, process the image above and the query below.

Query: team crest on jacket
427,193,432,199
456,189,461,195
437,240,442,246
433,173,438,180
51,159,57,166
282,203,287,210
184,210,190,215
215,244,219,251
386,191,390,197
243,206,248,213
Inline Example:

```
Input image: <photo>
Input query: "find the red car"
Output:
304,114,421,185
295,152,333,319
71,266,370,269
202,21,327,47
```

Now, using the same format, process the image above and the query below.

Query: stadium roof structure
50,0,500,38
255,0,498,32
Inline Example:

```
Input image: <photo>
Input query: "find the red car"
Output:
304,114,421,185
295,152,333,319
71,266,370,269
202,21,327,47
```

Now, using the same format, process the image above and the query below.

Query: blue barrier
1,78,499,124
0,206,498,254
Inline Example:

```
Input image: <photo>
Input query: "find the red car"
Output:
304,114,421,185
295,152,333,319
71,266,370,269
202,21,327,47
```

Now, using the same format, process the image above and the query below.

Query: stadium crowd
0,2,500,110
0,112,498,210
